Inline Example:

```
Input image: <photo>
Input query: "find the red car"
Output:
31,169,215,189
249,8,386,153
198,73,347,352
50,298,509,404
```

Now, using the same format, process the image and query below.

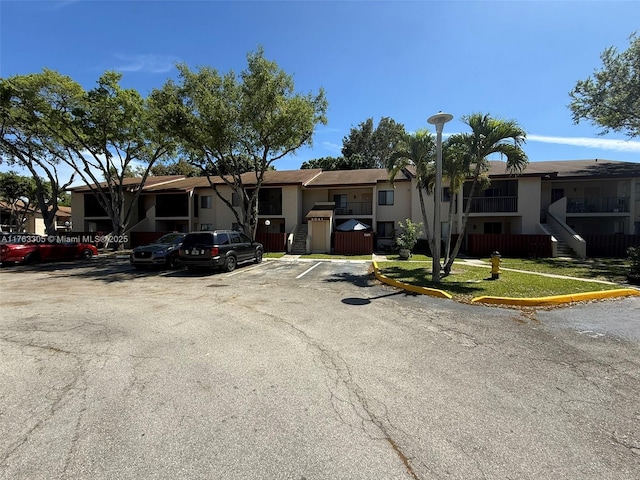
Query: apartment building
69,159,640,257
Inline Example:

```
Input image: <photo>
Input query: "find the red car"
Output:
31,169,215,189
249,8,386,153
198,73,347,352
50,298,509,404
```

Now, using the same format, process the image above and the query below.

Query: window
232,192,241,207
377,221,394,238
216,232,230,245
442,187,451,203
200,223,213,231
333,194,347,208
378,190,394,205
200,195,213,209
484,222,502,234
156,194,188,217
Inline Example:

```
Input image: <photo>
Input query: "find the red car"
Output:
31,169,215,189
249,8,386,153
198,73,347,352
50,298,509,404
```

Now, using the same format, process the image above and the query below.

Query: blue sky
1,0,640,174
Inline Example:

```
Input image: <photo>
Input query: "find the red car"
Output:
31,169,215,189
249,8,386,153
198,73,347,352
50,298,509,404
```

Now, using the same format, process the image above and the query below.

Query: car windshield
156,233,185,244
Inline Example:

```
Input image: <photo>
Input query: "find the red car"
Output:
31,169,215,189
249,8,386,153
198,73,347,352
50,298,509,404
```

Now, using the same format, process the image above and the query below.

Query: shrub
395,219,423,252
627,246,640,284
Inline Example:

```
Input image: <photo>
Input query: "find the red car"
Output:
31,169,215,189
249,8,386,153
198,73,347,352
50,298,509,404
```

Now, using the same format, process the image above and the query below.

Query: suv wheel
224,255,237,272
254,249,263,264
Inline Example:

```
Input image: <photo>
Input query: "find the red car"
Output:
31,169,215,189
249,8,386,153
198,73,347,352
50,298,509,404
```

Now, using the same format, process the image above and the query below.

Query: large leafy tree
149,158,200,177
1,70,177,248
387,129,436,263
569,32,640,138
443,113,528,275
0,72,77,234
300,156,351,170
343,117,406,169
165,48,327,239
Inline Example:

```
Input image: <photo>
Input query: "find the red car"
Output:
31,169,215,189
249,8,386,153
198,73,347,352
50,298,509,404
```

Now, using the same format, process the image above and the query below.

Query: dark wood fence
466,234,552,258
255,232,288,252
334,231,374,255
584,234,640,258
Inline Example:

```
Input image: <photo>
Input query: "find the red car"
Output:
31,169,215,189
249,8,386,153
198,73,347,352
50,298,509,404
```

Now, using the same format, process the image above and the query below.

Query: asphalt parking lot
1,258,639,479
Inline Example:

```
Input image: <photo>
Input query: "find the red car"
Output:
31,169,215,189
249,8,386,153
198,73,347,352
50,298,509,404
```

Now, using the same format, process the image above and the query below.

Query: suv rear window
182,233,215,247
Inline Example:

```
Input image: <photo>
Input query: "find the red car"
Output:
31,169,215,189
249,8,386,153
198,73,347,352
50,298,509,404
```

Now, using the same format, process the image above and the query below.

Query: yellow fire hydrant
490,251,501,280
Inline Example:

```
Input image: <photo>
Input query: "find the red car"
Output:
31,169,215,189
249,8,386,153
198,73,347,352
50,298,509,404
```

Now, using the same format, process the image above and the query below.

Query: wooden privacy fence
255,232,288,252
584,235,640,258
334,231,374,255
466,234,552,258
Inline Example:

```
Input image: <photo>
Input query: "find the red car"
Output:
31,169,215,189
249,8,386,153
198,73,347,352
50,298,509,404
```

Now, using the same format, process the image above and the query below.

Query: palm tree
387,129,436,256
418,141,473,276
443,113,528,275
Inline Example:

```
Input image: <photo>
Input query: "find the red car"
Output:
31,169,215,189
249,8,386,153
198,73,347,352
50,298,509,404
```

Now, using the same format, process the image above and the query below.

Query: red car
0,236,98,265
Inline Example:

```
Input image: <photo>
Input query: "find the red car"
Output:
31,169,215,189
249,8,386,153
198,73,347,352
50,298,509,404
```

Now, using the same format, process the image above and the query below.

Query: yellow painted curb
471,288,640,306
372,261,452,299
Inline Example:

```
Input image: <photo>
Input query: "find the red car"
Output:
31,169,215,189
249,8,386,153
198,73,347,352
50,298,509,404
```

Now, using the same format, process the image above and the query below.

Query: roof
55,206,72,217
304,168,404,187
68,175,187,192
486,159,640,179
65,160,640,195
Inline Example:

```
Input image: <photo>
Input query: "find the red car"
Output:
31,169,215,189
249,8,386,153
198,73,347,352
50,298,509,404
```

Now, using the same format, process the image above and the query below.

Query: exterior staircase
290,224,308,254
542,223,574,257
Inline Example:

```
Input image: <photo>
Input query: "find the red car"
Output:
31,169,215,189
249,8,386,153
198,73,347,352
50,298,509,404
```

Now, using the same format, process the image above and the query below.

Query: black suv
178,230,263,272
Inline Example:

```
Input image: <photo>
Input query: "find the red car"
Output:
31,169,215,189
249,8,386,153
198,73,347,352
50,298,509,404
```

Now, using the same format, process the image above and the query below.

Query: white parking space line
224,261,271,277
296,262,322,279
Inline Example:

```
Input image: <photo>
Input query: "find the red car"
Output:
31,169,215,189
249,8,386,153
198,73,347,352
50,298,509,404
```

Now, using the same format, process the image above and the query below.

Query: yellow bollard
490,251,501,280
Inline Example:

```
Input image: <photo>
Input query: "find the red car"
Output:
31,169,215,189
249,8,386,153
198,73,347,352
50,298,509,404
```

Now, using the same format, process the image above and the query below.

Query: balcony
463,196,518,213
334,202,373,216
567,197,629,213
258,203,282,215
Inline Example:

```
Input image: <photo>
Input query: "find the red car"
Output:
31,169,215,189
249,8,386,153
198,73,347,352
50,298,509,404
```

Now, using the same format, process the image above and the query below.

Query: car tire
167,253,179,269
224,255,237,272
254,249,263,264
81,249,94,260
24,252,39,264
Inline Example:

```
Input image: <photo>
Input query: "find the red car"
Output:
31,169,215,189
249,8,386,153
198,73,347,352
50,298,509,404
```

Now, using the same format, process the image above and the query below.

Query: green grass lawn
376,259,626,303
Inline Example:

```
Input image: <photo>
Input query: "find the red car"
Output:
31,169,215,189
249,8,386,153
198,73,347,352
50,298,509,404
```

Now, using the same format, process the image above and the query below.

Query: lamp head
427,112,453,126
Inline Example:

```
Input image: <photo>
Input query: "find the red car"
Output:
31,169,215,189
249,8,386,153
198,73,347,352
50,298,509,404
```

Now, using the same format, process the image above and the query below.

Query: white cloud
528,134,640,153
321,141,342,154
113,54,179,74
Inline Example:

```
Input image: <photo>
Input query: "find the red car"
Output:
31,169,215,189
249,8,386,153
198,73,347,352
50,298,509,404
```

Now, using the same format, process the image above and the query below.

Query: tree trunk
442,192,457,276
443,163,482,274
417,187,434,254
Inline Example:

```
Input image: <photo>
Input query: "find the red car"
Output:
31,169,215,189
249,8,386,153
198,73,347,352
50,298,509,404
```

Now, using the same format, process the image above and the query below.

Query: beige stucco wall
377,181,412,224
517,177,542,233
193,185,301,233
70,192,85,230
303,190,328,220
281,186,299,233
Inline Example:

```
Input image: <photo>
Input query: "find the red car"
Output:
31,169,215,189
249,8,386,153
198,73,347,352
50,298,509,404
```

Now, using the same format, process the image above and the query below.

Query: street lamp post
427,112,453,282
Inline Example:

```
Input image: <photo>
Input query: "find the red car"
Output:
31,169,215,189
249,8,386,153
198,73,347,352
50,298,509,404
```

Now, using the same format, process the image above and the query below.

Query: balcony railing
335,202,373,216
258,203,282,215
463,196,518,213
566,197,629,213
